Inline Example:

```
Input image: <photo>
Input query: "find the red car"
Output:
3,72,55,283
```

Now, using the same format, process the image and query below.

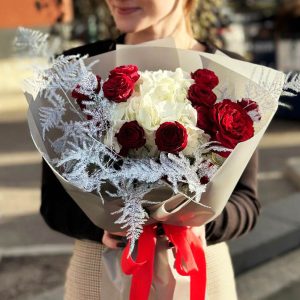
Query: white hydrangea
104,68,206,156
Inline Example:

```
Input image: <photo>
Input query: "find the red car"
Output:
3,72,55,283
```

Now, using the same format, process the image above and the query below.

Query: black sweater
40,35,260,244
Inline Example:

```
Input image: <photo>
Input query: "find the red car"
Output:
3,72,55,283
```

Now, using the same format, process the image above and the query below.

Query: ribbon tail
121,243,147,275
190,242,207,300
121,225,157,300
163,224,207,300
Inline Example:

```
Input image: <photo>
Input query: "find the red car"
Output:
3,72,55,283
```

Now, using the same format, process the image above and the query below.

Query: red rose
187,83,217,107
211,99,254,156
155,121,188,153
237,98,261,121
103,74,134,102
110,65,140,82
116,121,146,156
191,69,219,89
195,105,214,134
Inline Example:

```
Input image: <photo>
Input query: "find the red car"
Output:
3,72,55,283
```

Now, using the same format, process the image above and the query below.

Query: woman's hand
102,230,127,249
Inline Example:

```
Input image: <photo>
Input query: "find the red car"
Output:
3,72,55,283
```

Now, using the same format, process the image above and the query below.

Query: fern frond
282,72,300,97
39,106,65,140
109,182,157,254
14,27,49,57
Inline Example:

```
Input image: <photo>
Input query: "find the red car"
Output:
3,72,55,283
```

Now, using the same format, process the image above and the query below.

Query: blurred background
0,0,299,299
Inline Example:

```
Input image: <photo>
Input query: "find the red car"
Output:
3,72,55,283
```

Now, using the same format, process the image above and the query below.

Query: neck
125,7,204,51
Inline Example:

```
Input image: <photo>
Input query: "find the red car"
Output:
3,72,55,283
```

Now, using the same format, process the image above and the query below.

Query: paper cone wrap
25,43,285,232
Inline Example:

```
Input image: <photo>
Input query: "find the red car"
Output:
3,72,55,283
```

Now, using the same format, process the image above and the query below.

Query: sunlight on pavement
258,171,283,181
0,93,27,118
259,131,300,149
0,188,40,218
237,248,300,300
0,151,40,167
0,58,47,123
0,58,47,94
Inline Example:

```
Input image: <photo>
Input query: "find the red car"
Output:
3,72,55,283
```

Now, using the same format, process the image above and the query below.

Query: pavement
0,57,300,300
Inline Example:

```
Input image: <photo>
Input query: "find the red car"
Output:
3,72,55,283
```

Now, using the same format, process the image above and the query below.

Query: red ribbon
121,224,206,300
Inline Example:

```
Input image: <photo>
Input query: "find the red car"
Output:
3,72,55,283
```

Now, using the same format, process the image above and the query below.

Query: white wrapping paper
25,45,285,232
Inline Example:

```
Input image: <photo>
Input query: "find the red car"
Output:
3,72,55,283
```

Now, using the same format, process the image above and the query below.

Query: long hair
188,0,223,46
185,0,197,36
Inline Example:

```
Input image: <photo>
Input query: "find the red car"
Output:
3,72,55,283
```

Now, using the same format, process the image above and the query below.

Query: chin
115,22,142,33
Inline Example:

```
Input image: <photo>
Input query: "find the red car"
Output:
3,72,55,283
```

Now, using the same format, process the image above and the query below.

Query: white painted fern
109,181,159,252
282,72,300,97
14,27,50,57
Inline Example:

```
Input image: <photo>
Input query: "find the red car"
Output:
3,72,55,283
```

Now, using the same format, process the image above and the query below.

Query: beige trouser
65,240,238,300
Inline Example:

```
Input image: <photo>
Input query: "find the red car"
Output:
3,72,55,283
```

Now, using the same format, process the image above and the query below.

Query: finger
168,241,174,249
156,223,165,236
102,231,127,249
110,231,127,237
109,234,124,241
102,232,118,249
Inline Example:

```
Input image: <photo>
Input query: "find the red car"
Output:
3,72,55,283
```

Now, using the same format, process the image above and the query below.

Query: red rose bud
116,121,146,155
211,99,254,156
237,98,261,122
200,176,209,185
71,75,101,101
195,105,214,134
110,65,140,82
155,121,188,153
103,74,134,102
187,83,217,107
191,69,219,89
71,75,101,119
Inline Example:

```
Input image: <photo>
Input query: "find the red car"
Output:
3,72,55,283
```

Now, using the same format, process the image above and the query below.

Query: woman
41,0,260,299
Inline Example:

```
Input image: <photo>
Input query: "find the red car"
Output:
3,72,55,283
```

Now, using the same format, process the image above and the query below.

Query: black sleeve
205,151,260,244
62,39,115,57
40,159,104,242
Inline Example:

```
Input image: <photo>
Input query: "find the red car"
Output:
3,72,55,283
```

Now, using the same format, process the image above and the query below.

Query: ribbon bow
121,224,206,300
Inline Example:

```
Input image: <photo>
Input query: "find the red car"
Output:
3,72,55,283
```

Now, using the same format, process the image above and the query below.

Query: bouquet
18,29,298,300
66,63,262,237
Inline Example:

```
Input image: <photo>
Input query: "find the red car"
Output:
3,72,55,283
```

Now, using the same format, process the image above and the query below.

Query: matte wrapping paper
25,44,285,232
